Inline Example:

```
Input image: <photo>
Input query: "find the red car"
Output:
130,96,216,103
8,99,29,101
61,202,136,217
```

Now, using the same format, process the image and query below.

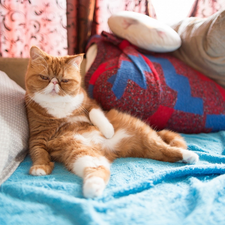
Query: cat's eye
61,79,69,83
40,75,49,81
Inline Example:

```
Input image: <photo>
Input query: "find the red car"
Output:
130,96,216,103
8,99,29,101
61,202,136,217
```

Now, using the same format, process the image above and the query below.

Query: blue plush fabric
1,132,225,225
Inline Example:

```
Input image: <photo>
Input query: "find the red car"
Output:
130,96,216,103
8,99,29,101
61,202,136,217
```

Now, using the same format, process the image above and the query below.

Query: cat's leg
29,145,54,176
72,155,111,198
49,137,111,198
106,109,199,164
157,130,187,149
89,107,114,139
143,132,198,164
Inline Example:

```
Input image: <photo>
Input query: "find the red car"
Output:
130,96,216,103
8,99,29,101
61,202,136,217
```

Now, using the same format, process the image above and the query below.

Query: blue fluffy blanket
1,132,225,225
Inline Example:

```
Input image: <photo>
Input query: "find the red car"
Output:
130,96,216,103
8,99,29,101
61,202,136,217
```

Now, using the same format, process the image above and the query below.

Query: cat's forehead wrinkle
64,63,77,74
47,57,64,77
31,61,48,75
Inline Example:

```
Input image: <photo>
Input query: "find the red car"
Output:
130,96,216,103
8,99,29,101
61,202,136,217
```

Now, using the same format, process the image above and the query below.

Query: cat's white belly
74,129,131,151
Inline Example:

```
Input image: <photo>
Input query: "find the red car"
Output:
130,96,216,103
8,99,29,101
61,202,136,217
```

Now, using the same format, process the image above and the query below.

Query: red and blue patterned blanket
85,32,225,133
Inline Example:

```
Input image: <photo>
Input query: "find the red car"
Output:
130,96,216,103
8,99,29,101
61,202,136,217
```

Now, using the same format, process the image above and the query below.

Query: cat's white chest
43,102,76,118
32,92,84,118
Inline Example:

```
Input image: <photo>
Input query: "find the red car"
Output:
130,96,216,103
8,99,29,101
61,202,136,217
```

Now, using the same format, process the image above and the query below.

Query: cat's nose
51,78,58,85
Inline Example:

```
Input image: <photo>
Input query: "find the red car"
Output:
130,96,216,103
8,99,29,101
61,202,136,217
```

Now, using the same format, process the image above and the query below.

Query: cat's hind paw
29,162,54,176
83,177,106,198
182,150,199,164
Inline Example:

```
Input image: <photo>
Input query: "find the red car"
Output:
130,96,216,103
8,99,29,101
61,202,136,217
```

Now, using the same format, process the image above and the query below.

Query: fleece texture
1,131,225,225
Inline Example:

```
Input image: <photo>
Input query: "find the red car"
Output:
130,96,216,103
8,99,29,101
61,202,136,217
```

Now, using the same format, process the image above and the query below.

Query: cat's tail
157,129,187,149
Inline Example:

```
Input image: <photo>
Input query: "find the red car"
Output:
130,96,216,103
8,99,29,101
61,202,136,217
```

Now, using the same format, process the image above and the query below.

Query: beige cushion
172,10,225,88
0,58,29,89
0,71,28,185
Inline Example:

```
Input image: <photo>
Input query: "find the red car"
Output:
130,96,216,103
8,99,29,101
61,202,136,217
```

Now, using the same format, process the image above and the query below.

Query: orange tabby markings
157,130,187,149
25,46,199,198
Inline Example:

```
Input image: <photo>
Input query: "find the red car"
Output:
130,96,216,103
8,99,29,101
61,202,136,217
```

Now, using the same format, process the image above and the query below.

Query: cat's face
25,46,83,102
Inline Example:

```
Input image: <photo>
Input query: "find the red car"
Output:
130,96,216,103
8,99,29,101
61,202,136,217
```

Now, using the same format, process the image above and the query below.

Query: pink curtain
93,0,153,34
67,0,156,54
1,0,224,58
190,0,225,17
67,0,96,55
0,0,67,57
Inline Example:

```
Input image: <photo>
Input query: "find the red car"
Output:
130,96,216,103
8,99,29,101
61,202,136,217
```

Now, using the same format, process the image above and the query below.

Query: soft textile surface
85,33,225,133
172,10,225,88
1,132,225,224
0,71,28,185
108,11,181,52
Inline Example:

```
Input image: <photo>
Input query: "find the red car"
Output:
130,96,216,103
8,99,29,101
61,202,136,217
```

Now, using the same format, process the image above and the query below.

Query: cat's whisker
79,105,89,116
25,90,45,107
24,98,33,107
58,88,74,99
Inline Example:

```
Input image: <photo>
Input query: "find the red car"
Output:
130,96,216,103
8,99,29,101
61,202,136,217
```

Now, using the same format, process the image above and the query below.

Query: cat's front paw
29,162,54,176
89,108,114,139
182,150,199,164
83,177,106,198
100,123,114,139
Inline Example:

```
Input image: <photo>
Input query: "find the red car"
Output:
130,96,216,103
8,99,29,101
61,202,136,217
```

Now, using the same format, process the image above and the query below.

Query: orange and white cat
25,46,199,198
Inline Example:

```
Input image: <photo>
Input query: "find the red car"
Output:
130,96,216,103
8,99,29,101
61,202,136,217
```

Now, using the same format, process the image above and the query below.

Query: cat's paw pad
100,123,114,139
83,177,105,198
29,163,54,176
182,150,199,164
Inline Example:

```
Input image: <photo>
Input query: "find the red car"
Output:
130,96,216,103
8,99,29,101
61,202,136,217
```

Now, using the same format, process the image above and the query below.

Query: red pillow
85,32,225,134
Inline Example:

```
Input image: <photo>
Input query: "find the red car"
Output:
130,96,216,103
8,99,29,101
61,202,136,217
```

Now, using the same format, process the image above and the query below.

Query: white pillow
85,44,98,73
0,71,28,185
108,11,181,52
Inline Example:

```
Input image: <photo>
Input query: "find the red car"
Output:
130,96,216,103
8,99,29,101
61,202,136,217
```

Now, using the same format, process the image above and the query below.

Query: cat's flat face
25,46,83,102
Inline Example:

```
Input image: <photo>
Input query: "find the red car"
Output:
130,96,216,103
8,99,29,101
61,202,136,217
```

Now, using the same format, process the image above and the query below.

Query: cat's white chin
33,92,72,103
49,90,58,96
32,92,84,118
43,82,60,95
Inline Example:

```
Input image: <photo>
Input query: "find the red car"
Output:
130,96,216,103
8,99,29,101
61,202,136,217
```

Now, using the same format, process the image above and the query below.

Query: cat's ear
30,46,45,61
66,54,84,69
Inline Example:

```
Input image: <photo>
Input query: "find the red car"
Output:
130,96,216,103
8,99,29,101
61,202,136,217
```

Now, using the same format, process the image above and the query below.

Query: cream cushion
108,11,181,52
0,71,28,185
172,10,225,88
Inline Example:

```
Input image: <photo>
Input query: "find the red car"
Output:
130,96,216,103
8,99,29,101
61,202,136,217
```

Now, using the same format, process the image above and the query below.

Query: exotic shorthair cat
25,46,199,198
